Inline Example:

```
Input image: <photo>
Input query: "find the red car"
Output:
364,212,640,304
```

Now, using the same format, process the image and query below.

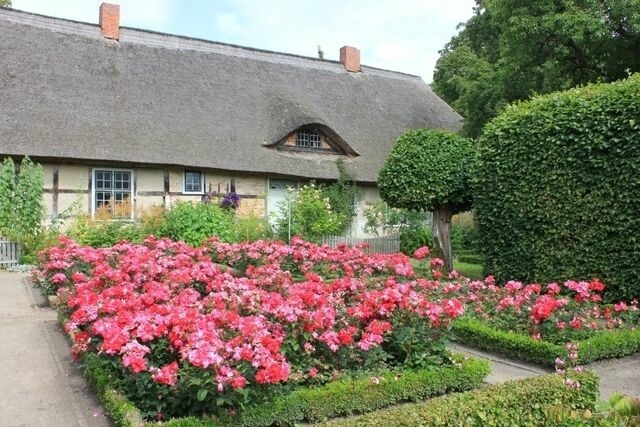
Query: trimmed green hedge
82,353,489,427
476,74,640,301
319,370,599,427
453,317,640,366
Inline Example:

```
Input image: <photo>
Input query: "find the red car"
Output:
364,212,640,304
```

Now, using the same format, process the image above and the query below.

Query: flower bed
35,237,473,422
451,276,640,365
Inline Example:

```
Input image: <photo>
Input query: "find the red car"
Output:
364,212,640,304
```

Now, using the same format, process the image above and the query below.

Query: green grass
453,261,483,280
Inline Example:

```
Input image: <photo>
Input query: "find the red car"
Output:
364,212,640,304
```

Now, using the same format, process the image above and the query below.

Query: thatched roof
0,8,462,183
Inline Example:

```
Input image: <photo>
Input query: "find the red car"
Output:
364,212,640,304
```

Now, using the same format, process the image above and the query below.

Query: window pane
297,130,321,148
95,171,112,190
94,170,132,218
95,191,111,212
113,172,131,190
185,171,202,192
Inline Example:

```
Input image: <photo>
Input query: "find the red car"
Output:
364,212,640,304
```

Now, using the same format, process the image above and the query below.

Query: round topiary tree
476,73,640,300
378,129,477,271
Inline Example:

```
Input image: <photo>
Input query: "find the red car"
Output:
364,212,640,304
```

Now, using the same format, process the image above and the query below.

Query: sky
11,0,476,82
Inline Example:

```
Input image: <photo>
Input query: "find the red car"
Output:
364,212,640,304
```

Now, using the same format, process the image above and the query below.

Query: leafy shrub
274,183,346,242
232,214,271,242
0,157,45,261
69,217,144,247
476,74,640,301
321,370,599,427
160,201,235,245
399,224,434,256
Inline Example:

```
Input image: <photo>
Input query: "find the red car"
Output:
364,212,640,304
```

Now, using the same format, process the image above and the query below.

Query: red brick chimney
340,46,361,72
99,3,120,40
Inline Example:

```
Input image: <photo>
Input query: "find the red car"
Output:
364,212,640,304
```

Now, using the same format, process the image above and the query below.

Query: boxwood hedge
320,370,599,427
475,74,640,301
82,353,489,427
453,317,640,367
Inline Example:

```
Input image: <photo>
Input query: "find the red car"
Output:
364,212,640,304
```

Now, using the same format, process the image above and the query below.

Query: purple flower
220,192,241,210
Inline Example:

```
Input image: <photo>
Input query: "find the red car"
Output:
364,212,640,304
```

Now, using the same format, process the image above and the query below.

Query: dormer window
266,123,359,157
296,129,322,148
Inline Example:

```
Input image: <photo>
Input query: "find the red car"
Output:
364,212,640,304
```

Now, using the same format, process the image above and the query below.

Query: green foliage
0,157,45,261
453,317,640,367
69,217,144,247
548,392,640,426
378,129,477,270
321,371,599,427
274,182,346,243
323,160,360,234
451,212,480,256
433,0,640,137
378,129,476,213
232,214,271,242
83,353,147,427
0,157,16,236
160,202,235,246
475,74,640,301
81,351,488,427
399,224,433,256
228,358,488,426
0,0,11,7
15,157,44,238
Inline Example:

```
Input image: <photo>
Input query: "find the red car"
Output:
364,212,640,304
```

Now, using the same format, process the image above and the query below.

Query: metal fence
322,235,400,254
0,238,20,267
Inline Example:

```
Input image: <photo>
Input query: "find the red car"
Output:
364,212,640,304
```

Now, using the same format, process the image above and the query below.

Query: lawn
453,261,483,280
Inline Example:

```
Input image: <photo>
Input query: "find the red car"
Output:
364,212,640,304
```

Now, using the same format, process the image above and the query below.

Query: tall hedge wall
476,74,640,301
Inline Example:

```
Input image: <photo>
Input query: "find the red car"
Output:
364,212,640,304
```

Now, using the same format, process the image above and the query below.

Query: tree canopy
378,129,476,270
432,0,640,138
0,0,12,8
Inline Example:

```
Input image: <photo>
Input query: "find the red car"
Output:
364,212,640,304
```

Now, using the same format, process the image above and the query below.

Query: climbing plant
0,157,44,243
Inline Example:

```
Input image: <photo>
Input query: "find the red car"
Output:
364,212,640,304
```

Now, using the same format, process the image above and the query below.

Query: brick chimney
339,46,361,72
99,3,120,40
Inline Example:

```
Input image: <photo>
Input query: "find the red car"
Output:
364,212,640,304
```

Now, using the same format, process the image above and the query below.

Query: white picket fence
0,238,20,267
322,235,400,254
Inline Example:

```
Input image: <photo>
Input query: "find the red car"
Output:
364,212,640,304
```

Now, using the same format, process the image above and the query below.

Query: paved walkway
0,272,111,427
451,342,640,401
0,272,638,426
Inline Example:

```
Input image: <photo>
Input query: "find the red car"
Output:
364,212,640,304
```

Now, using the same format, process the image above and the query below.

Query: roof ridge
0,6,423,81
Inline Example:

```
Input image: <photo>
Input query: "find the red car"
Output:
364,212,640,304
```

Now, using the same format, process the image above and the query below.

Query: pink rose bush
35,238,463,418
453,275,639,343
34,238,640,419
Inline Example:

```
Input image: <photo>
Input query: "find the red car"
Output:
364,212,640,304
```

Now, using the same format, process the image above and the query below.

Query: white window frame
296,129,322,148
91,167,135,220
183,169,205,194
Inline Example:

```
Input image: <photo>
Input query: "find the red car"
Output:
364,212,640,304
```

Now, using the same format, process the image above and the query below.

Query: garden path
0,272,111,427
450,343,640,400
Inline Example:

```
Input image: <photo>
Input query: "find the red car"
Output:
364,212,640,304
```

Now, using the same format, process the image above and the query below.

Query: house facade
0,4,462,237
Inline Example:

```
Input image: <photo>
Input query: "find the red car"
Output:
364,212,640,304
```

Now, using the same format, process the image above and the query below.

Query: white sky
11,0,475,82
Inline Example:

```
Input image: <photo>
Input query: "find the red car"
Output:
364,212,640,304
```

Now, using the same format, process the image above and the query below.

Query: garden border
453,317,640,367
318,370,599,426
81,352,489,427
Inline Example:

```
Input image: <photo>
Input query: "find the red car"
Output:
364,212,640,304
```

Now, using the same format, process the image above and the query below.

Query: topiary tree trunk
432,205,454,272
